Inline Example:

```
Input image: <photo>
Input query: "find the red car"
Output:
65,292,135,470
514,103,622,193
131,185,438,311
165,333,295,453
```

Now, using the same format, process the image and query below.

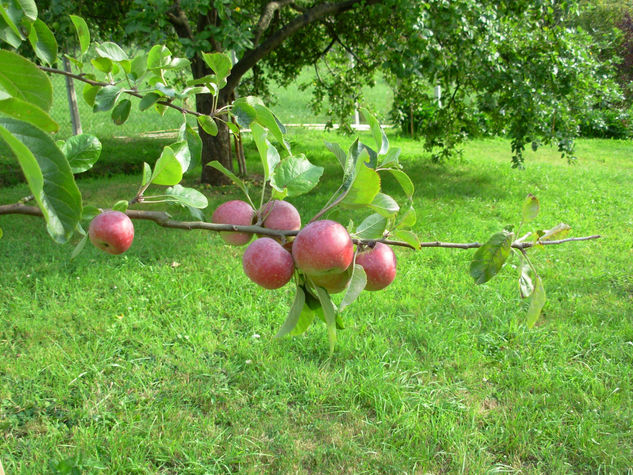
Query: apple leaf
0,97,58,132
391,229,421,249
207,161,254,207
315,286,337,354
0,117,81,243
254,103,290,153
251,122,280,182
526,276,546,328
470,231,514,284
164,184,208,209
151,145,182,186
341,160,381,208
27,19,58,66
93,86,121,112
389,169,414,197
361,108,389,155
201,52,232,80
379,147,401,168
112,200,129,212
91,57,112,73
82,83,100,107
339,264,367,312
61,134,102,174
519,258,534,299
82,205,100,221
540,223,571,241
197,115,218,136
111,99,131,125
141,162,152,187
369,192,399,217
70,234,88,260
69,15,90,56
522,194,539,224
169,140,191,175
232,97,257,127
396,205,416,229
355,213,387,239
270,155,324,197
178,123,202,172
275,285,306,338
147,44,171,70
0,49,52,111
96,41,128,62
324,140,346,170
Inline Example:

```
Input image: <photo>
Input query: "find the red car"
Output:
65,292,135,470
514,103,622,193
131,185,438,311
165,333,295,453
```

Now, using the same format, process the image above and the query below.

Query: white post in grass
349,53,360,127
63,56,82,135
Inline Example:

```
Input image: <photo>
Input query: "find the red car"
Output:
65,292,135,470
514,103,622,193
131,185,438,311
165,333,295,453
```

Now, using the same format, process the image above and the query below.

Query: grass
1,130,632,472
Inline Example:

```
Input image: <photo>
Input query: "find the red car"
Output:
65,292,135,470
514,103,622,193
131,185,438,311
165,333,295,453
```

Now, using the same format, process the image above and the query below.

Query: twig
38,66,204,118
0,204,601,251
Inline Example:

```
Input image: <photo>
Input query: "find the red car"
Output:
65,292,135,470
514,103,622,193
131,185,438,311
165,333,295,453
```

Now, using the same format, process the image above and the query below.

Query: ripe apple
311,267,352,294
292,220,354,276
259,200,301,232
242,238,295,289
89,210,134,255
355,242,397,291
211,200,255,245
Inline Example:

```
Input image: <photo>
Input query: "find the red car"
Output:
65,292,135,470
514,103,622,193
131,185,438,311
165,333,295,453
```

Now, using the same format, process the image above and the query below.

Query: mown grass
1,132,632,473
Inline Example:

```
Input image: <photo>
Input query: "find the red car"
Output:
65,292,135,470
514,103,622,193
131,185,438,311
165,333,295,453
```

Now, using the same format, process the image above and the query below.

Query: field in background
1,130,632,472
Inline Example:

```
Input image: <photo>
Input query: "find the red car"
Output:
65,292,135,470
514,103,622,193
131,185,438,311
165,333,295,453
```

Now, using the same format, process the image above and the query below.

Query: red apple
259,200,301,232
89,210,134,255
311,267,352,294
292,220,354,276
242,238,295,289
355,242,397,291
211,200,255,246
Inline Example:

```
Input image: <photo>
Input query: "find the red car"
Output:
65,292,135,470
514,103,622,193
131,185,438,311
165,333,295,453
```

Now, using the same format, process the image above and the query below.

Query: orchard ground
1,130,632,472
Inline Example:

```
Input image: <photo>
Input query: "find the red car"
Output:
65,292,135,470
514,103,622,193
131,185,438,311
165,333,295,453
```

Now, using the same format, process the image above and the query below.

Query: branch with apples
0,7,600,352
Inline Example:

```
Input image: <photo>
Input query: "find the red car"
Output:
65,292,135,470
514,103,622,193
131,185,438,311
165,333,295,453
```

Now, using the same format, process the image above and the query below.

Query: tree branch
0,204,601,251
166,0,195,41
225,0,383,94
38,66,204,117
254,0,296,46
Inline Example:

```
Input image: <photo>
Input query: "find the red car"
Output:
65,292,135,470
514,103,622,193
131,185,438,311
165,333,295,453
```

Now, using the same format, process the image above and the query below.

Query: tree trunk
196,90,232,185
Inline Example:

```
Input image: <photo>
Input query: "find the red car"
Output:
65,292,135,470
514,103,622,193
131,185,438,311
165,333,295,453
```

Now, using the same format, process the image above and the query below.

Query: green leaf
28,19,58,66
207,161,253,207
227,120,240,135
315,286,337,354
0,226,3,239
82,83,100,107
0,4,23,43
91,57,112,73
164,184,208,209
341,158,381,208
141,162,152,187
197,115,218,136
231,97,257,127
201,52,232,79
147,44,171,70
324,140,346,169
169,140,191,176
16,0,37,21
70,233,88,260
355,213,387,239
139,92,160,111
369,192,399,217
540,223,571,241
130,54,147,80
522,194,539,224
379,147,401,168
151,146,183,186
0,50,52,111
391,229,420,249
470,231,514,284
178,122,202,172
165,56,190,70
69,15,90,56
82,205,99,221
254,103,289,152
270,155,324,198
93,86,120,112
0,97,58,132
519,258,534,299
339,264,367,312
361,108,389,155
396,205,416,229
112,200,129,212
251,122,280,182
526,276,546,328
111,99,131,125
275,285,306,338
61,134,102,173
389,169,414,197
0,117,81,243
96,41,128,62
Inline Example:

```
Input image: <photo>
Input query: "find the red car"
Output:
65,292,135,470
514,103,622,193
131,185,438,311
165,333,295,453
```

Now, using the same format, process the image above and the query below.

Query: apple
242,238,295,289
355,242,397,291
211,200,255,245
89,210,134,255
311,267,352,294
292,220,354,276
259,200,301,232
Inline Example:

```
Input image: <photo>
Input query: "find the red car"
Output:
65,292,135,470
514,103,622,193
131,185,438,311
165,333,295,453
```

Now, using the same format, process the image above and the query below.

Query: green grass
1,131,632,472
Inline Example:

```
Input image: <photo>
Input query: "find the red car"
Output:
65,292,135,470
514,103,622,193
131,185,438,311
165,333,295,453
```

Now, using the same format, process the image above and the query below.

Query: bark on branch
0,204,601,251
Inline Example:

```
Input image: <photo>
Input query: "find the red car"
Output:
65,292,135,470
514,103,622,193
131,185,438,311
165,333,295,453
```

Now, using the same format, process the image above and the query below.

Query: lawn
1,128,632,472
